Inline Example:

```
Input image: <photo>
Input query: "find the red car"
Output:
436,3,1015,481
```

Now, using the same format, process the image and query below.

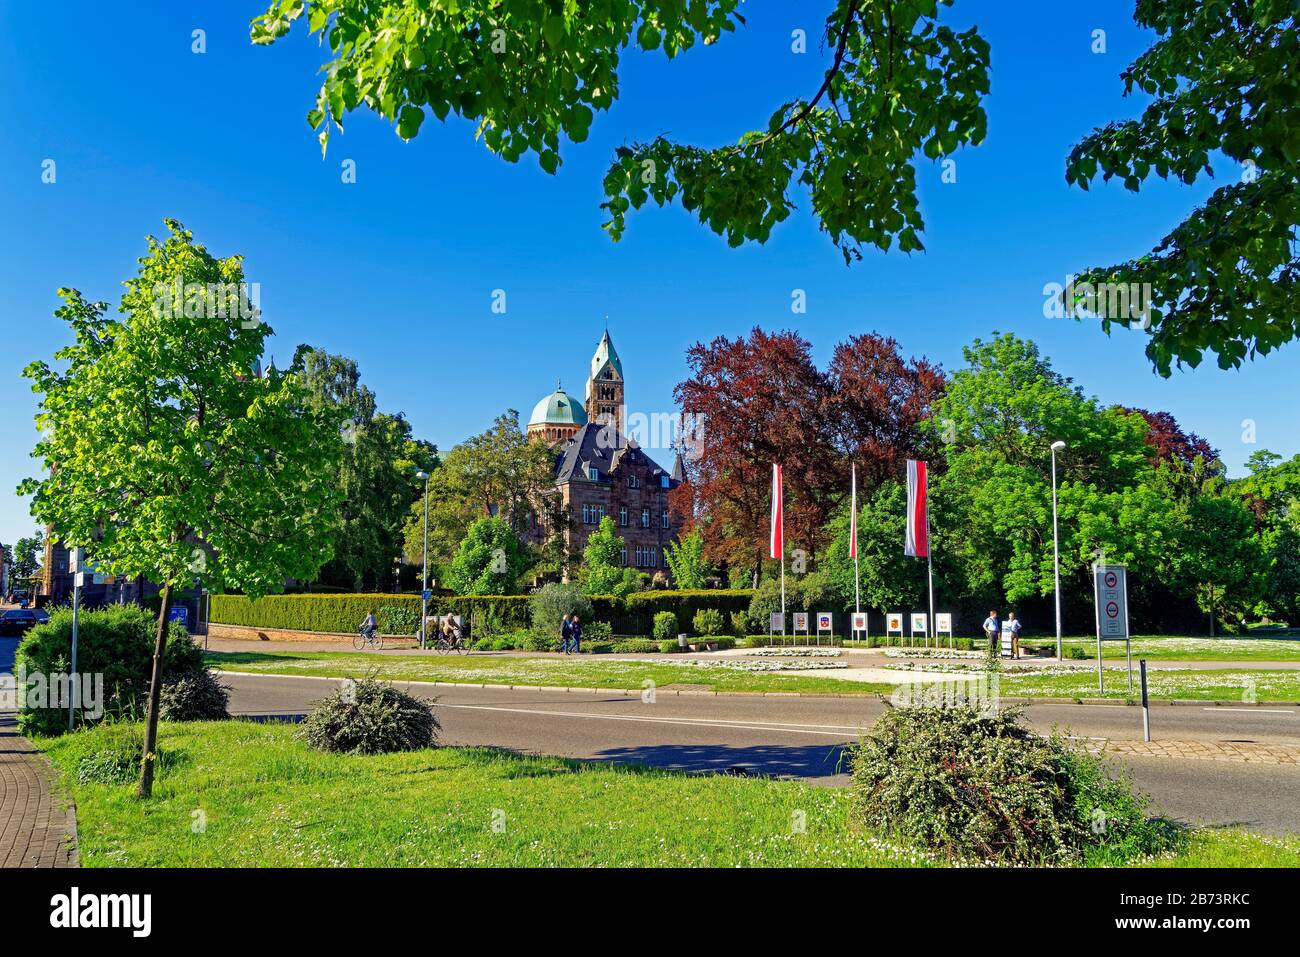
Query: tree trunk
137,580,173,799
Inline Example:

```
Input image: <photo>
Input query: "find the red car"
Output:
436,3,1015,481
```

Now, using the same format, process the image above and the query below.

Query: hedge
210,589,756,638
623,589,754,634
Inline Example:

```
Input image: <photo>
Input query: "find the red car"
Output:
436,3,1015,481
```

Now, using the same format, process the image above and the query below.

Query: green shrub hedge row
211,589,757,637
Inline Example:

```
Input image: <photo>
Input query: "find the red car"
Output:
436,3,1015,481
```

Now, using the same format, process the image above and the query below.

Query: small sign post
910,613,929,647
935,612,953,649
1140,659,1150,742
816,612,833,646
793,612,809,641
1092,563,1131,694
886,612,904,645
769,612,786,647
851,612,868,643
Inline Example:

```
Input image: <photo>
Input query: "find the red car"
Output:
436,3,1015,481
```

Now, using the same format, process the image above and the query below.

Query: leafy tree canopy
1065,0,1298,374
252,0,989,262
580,515,641,597
447,516,529,595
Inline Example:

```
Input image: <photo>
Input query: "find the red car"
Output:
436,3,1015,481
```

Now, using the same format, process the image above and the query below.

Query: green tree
252,0,990,262
580,516,640,597
1065,1,1298,374
12,532,45,581
1176,490,1267,634
403,411,565,578
821,481,928,612
293,345,438,590
663,529,711,589
19,220,343,797
447,517,529,595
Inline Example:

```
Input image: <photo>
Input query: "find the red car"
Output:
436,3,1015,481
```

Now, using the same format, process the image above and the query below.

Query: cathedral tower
584,330,625,435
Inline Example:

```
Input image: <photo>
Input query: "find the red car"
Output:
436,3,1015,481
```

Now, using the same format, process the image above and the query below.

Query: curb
212,671,1297,707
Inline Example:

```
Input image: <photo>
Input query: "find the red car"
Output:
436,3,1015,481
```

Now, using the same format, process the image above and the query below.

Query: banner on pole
904,460,929,557
769,464,784,560
849,465,858,559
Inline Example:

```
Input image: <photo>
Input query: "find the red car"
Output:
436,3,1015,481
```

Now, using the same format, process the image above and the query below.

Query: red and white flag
849,464,858,559
769,464,784,559
905,459,929,558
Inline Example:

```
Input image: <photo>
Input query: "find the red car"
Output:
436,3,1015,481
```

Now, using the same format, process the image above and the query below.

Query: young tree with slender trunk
20,220,344,797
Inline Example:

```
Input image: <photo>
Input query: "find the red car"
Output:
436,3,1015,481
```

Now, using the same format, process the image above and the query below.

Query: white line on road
1200,708,1294,715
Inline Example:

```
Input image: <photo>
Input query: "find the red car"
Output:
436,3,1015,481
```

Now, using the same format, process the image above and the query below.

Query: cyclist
359,611,378,642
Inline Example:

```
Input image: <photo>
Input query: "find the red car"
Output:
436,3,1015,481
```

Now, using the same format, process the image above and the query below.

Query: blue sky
1,1,1294,550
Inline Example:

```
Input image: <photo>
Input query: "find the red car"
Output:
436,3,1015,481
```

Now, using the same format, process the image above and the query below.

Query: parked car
0,609,42,637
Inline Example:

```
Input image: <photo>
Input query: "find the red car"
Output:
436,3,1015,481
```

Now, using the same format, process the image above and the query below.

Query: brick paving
0,634,78,868
1091,739,1300,765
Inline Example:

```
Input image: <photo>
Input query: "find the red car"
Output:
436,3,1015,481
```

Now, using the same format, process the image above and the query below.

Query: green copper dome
529,387,588,427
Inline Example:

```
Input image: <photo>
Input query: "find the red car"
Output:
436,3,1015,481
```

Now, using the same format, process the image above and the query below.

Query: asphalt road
220,671,1300,835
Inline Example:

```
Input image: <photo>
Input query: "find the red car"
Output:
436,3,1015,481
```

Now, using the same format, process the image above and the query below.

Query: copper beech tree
672,327,943,582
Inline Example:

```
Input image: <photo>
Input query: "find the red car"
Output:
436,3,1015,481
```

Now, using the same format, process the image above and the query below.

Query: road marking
1201,708,1294,715
426,703,866,738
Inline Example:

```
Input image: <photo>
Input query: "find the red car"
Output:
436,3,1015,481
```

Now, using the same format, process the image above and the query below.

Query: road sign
1092,562,1133,694
169,606,189,627
422,589,432,602
1093,564,1129,640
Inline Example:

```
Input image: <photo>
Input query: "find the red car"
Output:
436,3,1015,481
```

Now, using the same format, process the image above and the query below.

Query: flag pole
852,464,860,616
926,481,935,650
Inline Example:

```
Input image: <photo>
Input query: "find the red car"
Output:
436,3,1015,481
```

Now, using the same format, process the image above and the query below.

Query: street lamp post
1050,440,1066,660
416,469,429,649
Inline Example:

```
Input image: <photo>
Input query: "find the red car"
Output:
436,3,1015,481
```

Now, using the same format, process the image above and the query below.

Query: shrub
302,678,439,755
528,583,593,635
729,610,748,637
521,630,560,652
158,669,230,721
612,639,658,654
692,608,726,636
652,611,678,642
583,621,612,642
624,589,753,634
1067,645,1091,660
659,639,683,654
210,593,535,636
377,604,421,636
954,637,974,651
15,605,200,737
848,706,1174,865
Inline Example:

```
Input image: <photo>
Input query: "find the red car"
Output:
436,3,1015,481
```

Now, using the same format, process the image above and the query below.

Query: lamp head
1050,440,1066,451
416,470,429,480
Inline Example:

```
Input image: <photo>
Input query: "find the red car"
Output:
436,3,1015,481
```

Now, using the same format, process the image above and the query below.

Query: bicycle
433,631,466,654
354,628,385,651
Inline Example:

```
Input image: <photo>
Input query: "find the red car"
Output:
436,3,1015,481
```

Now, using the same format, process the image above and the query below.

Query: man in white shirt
1007,612,1023,658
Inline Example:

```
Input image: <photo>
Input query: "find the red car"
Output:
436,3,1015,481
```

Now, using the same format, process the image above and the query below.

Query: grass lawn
40,720,1300,868
1021,635,1300,662
206,649,1300,701
205,649,896,696
997,667,1300,702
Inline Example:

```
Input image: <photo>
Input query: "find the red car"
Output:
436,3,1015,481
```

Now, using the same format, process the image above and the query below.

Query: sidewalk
1090,739,1300,765
0,637,78,867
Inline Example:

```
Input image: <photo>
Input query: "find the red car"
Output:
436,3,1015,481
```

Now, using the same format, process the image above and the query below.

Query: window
661,512,670,529
620,546,628,567
627,475,640,489
619,506,628,527
641,508,650,528
582,504,604,525
660,475,671,489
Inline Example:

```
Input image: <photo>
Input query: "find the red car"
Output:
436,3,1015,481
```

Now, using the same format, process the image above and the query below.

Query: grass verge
39,720,1299,868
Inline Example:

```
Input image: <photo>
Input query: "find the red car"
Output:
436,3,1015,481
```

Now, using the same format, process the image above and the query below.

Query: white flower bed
750,648,843,658
629,658,849,673
884,649,983,660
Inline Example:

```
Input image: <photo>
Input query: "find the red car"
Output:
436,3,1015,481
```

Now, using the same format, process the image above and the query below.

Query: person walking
558,613,572,653
567,614,583,655
1007,612,1022,659
982,609,1000,656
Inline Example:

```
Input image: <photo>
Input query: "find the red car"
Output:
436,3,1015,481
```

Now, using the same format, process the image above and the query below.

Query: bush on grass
613,638,659,654
158,669,230,721
659,639,683,654
528,583,592,635
1067,645,1091,660
302,678,440,755
15,604,201,736
692,608,726,637
848,706,1174,865
652,611,678,642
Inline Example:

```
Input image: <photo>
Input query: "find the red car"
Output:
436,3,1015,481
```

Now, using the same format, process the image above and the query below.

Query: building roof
528,387,588,428
589,329,623,383
554,423,677,487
